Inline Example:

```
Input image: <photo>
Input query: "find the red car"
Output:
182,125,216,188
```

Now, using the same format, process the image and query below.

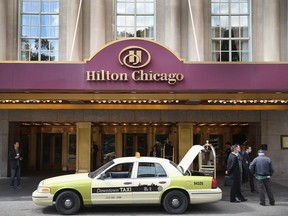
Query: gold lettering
86,70,128,81
131,70,184,85
87,70,183,85
86,71,96,81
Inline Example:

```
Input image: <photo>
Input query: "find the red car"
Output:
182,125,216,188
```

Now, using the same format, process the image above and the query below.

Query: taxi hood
43,173,90,185
177,145,204,174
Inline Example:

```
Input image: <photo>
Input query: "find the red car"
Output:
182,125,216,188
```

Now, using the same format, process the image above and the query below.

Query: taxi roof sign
135,152,140,158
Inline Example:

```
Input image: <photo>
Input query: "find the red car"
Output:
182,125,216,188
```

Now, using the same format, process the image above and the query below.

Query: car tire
55,191,81,215
163,190,188,214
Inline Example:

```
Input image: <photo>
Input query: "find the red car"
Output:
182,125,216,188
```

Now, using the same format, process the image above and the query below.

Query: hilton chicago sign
1,39,288,92
86,45,184,85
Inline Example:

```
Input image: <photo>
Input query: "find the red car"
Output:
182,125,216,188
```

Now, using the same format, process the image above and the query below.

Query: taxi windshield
88,160,114,178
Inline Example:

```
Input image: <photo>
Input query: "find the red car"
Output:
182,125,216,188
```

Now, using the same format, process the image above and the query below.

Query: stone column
88,0,106,57
178,123,193,162
63,0,83,61
253,0,280,61
76,122,91,173
0,119,9,177
82,0,107,59
164,0,181,55
279,0,287,61
6,0,18,60
187,0,204,61
263,0,280,61
0,0,6,60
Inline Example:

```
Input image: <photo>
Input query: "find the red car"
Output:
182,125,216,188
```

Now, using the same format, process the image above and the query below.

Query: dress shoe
270,202,275,206
230,200,240,203
240,198,248,202
260,203,266,206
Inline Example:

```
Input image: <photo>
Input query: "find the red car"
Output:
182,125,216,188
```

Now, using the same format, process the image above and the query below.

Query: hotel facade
1,0,288,178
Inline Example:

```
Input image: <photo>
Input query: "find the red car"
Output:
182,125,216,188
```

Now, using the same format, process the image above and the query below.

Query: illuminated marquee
86,46,184,85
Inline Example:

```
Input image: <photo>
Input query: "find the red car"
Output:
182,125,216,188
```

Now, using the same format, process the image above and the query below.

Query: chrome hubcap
64,199,73,208
171,198,180,207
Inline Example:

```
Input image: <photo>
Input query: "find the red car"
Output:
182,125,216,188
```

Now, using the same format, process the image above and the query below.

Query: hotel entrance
11,121,259,177
99,123,174,166
122,133,148,156
36,133,62,171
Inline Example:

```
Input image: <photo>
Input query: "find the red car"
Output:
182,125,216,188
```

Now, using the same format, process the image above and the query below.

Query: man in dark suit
9,141,23,189
243,145,256,192
226,144,247,203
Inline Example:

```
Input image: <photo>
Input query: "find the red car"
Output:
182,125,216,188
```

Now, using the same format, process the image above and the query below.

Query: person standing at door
9,141,23,189
92,143,98,170
243,145,256,192
164,138,174,161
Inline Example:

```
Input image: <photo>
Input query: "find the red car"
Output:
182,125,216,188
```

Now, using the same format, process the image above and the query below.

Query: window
211,0,250,62
104,163,133,179
137,162,167,178
20,0,59,61
116,0,155,39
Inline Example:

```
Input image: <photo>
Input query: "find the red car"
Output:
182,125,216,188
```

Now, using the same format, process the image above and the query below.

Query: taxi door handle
124,182,132,185
159,181,166,184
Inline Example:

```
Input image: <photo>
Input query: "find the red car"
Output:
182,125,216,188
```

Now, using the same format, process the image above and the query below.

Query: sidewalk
219,176,288,204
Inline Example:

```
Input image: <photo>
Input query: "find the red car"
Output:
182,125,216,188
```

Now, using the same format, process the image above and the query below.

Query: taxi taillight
212,178,217,189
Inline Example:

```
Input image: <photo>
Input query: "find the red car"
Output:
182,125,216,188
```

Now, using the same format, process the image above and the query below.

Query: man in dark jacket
249,149,275,206
9,141,23,189
243,145,256,192
226,144,247,203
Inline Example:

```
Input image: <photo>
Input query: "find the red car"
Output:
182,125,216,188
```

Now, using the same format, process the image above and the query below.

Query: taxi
32,145,222,215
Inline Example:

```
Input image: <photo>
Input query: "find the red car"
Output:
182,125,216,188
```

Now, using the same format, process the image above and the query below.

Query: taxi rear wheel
163,190,188,214
55,191,81,215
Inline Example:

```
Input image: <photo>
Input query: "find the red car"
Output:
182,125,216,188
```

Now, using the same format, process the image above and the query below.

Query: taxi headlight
37,186,51,193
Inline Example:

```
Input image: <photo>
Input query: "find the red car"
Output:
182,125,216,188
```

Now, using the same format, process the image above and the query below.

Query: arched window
20,0,59,61
211,0,251,62
116,0,155,39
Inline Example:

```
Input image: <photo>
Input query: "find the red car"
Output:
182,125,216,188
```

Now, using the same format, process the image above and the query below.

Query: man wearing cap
249,149,275,206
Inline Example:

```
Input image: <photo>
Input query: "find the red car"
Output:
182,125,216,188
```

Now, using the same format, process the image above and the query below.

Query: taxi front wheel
55,191,81,215
163,190,188,214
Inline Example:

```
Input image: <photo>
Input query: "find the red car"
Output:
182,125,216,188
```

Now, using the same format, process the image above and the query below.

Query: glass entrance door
122,133,147,157
37,133,62,171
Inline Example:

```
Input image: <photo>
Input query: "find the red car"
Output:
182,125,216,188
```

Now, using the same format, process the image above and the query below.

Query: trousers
10,166,21,187
256,178,275,204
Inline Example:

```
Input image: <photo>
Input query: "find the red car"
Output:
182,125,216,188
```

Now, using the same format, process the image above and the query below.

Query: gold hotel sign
86,45,185,85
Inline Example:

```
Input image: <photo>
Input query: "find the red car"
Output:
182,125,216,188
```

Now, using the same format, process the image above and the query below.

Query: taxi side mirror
99,172,112,180
99,173,106,180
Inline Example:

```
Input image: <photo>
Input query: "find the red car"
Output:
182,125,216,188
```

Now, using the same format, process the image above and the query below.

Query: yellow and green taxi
32,145,222,215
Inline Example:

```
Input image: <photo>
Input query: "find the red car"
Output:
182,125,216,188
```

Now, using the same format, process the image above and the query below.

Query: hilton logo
86,45,184,85
118,46,151,69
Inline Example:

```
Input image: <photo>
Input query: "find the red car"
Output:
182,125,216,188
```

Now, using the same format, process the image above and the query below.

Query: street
1,199,288,216
0,176,287,216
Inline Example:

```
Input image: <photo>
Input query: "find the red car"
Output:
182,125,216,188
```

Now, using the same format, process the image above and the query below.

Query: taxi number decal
92,184,161,194
194,182,203,185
